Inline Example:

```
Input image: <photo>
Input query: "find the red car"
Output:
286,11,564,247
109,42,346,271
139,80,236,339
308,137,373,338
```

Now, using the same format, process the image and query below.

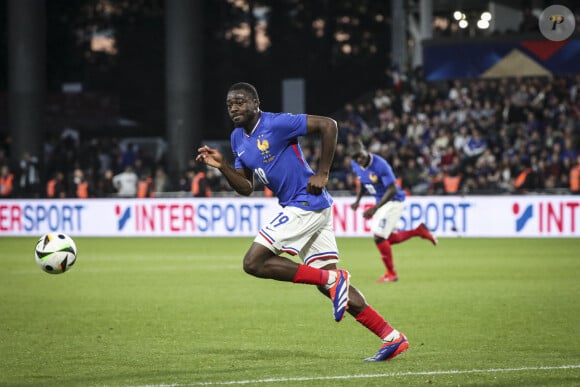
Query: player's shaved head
228,82,259,101
348,139,365,156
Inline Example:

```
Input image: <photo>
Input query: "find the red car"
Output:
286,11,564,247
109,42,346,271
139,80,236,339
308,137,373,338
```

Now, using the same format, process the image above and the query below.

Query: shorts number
378,218,386,230
270,212,289,227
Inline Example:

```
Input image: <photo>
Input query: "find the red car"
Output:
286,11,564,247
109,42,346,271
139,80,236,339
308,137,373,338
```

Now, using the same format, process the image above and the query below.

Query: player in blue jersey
196,82,408,362
349,139,437,283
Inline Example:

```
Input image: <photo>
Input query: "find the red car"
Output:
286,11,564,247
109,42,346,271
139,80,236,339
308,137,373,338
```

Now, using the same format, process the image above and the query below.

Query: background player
196,82,408,362
349,139,437,283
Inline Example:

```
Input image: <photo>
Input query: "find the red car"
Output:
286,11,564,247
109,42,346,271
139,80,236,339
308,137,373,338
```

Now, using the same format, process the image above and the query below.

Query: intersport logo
512,200,579,235
115,205,132,231
512,202,533,232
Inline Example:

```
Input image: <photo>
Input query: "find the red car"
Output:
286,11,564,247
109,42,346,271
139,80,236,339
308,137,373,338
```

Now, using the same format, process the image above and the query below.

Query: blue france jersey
231,112,333,210
350,153,406,203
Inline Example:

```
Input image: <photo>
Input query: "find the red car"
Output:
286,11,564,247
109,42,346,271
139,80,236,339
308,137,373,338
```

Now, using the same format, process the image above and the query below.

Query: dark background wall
0,0,393,141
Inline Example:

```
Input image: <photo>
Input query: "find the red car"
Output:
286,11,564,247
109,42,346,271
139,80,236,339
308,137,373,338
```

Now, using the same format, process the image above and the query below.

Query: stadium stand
0,74,578,198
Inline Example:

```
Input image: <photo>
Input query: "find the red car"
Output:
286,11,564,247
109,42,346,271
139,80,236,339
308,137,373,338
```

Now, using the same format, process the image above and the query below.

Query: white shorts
254,206,339,269
371,200,405,239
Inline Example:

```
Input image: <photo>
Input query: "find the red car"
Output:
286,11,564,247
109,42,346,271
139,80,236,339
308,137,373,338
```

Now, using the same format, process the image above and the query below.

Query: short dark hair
228,82,259,101
348,139,365,156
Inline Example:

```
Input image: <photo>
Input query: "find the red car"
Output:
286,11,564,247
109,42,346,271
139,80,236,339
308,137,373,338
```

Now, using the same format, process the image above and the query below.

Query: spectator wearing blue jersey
196,82,409,362
349,140,438,283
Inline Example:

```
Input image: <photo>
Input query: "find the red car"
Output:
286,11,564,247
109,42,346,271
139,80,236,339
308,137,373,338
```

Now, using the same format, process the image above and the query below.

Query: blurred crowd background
1,0,579,199
3,73,579,198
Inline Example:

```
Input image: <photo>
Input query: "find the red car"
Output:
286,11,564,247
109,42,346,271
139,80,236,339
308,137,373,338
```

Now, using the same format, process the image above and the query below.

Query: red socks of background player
376,240,395,274
387,229,418,244
292,264,329,285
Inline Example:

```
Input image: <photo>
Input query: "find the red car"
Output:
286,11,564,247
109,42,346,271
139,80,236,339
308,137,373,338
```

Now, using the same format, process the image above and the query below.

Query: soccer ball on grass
34,233,78,274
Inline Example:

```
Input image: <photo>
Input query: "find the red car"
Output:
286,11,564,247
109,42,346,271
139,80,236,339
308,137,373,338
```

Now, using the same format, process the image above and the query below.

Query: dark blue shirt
351,153,405,203
231,112,333,210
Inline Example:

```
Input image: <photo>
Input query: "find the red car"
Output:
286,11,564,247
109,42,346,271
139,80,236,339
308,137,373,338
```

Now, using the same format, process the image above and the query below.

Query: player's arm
196,145,254,196
351,180,366,211
374,182,398,209
305,115,338,195
363,183,397,219
224,166,254,196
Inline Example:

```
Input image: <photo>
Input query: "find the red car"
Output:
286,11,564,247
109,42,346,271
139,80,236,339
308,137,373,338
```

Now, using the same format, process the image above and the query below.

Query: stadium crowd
1,74,580,199
311,73,580,196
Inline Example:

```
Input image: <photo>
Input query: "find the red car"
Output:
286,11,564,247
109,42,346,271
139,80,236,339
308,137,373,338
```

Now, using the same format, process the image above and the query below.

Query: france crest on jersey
230,112,333,210
350,153,405,203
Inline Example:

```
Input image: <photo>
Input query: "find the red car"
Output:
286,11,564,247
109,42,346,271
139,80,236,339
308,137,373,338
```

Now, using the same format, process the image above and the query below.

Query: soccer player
349,139,437,283
196,82,407,362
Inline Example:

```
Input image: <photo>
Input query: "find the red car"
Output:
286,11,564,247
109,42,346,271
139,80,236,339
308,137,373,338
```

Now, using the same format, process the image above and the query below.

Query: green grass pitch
1,236,579,386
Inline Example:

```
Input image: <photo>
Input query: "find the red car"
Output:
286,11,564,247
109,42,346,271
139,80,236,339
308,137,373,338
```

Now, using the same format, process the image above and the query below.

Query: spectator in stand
462,128,488,165
153,166,172,193
562,137,578,163
113,165,138,197
561,156,573,188
69,168,91,198
133,158,146,179
373,89,392,110
46,171,67,198
402,158,430,194
497,156,514,192
0,165,14,198
453,126,469,153
17,151,41,198
97,168,116,197
137,170,155,198
570,155,580,194
191,163,212,198
461,164,478,193
442,167,462,195
176,171,191,193
439,145,458,171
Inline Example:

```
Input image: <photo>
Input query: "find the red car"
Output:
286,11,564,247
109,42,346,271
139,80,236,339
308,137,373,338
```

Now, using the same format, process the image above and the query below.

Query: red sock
355,305,394,340
292,264,329,285
376,240,395,274
388,229,418,244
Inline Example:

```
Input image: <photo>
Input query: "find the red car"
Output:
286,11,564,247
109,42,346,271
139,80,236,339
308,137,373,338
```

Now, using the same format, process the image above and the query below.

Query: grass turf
0,236,579,386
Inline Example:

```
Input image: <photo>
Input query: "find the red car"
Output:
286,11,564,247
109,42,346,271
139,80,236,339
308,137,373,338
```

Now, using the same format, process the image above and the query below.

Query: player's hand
363,206,377,219
350,202,359,211
196,145,224,169
307,172,328,195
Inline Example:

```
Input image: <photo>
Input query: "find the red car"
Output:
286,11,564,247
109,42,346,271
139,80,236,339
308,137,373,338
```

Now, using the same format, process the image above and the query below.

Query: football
34,233,78,274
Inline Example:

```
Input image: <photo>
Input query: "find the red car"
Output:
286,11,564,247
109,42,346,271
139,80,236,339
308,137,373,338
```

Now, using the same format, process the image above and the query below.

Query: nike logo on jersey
237,150,245,157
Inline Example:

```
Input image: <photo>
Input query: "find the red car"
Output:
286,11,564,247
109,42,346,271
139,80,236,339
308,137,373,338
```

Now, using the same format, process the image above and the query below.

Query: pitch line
131,364,580,386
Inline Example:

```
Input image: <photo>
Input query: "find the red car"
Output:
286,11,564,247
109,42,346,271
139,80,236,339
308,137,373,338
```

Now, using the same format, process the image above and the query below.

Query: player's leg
374,235,398,282
388,224,437,245
371,202,403,282
413,223,438,246
242,242,304,281
381,202,437,246
295,208,350,321
306,207,408,360
316,262,408,362
245,206,343,292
